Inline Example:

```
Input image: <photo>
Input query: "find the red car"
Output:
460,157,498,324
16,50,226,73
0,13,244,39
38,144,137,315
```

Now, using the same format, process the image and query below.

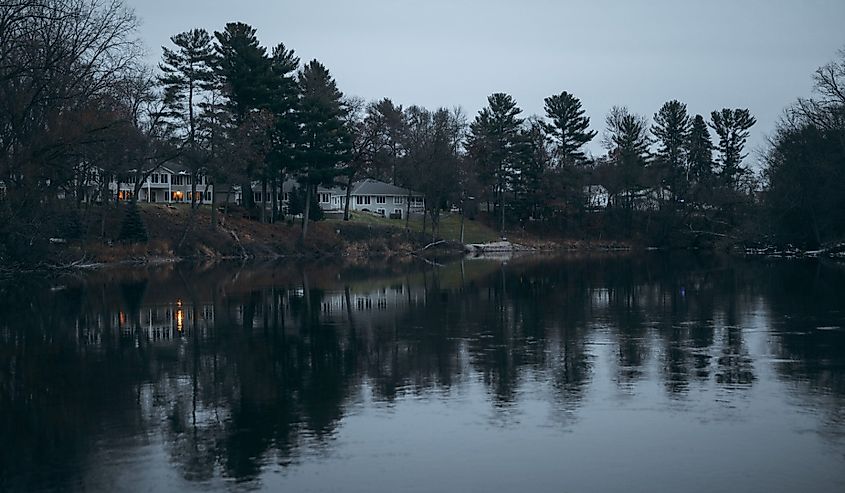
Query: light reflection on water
1,254,844,492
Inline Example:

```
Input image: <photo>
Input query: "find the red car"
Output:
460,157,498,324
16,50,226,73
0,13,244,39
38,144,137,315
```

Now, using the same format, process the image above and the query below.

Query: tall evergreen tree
295,59,351,240
213,22,273,210
603,106,651,213
369,98,407,184
266,42,301,221
467,93,525,235
542,91,596,166
652,100,692,204
709,108,756,188
513,119,551,221
159,28,215,208
686,114,714,197
213,23,271,122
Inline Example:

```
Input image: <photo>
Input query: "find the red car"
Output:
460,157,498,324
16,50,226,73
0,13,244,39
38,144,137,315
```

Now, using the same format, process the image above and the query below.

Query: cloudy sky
127,0,845,160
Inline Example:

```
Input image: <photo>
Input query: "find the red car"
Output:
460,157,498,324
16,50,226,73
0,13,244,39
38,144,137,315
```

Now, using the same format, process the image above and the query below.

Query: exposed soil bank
6,204,638,272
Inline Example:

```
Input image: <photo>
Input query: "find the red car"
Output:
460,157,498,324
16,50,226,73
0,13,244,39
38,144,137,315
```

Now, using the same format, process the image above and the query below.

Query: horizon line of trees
1,0,843,264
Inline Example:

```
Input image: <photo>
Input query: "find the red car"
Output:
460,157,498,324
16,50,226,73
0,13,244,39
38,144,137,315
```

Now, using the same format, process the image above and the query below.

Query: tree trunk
460,202,466,244
260,179,267,223
343,173,354,221
271,177,277,224
210,179,217,231
278,169,286,220
301,183,311,242
500,187,505,237
404,193,411,230
241,181,254,210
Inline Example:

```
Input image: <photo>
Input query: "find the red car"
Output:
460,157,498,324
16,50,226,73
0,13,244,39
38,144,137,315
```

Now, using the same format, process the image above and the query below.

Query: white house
341,178,425,218
244,178,425,219
111,163,214,205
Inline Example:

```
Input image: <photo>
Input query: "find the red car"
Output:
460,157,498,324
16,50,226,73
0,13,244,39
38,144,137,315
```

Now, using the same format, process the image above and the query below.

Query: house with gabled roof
247,177,425,219
342,178,425,218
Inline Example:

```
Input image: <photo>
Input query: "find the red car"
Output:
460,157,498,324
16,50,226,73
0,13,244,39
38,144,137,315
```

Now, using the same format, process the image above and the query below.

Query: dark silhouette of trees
467,93,526,235
159,28,215,208
603,106,651,216
2,2,841,261
542,91,597,167
710,108,756,189
295,60,351,240
652,100,692,205
764,49,845,248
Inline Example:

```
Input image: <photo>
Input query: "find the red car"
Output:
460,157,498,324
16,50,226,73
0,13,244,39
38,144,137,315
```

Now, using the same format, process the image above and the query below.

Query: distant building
111,163,214,205
80,167,425,219
244,178,425,219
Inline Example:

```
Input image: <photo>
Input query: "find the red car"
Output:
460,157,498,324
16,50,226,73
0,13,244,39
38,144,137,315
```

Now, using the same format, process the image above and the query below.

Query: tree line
1,0,843,264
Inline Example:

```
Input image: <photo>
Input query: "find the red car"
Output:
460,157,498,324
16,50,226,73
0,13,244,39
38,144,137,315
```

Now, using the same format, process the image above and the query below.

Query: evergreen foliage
686,115,715,188
295,60,351,239
118,203,149,243
709,108,756,188
542,91,597,166
159,28,216,207
467,93,526,234
652,100,691,202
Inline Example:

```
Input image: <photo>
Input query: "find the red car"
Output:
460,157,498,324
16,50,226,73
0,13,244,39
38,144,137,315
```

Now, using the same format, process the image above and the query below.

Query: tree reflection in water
1,255,845,491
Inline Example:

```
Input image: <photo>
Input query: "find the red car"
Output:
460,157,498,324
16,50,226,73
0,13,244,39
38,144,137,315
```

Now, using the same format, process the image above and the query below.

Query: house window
151,174,159,184
284,192,289,201
413,197,423,204
161,174,168,184
171,191,184,202
319,193,330,203
376,196,386,204
394,208,402,217
253,192,261,203
364,196,371,205
377,208,385,216
394,196,403,204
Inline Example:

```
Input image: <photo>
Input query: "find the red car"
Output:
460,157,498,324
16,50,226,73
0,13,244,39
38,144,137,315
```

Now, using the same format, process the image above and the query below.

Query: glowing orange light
175,300,184,331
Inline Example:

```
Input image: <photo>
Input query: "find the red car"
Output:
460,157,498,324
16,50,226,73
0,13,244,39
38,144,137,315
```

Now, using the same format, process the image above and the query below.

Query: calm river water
1,254,844,492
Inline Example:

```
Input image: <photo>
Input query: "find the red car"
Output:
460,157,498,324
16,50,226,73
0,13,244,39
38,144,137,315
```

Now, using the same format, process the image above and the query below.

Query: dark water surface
2,254,845,492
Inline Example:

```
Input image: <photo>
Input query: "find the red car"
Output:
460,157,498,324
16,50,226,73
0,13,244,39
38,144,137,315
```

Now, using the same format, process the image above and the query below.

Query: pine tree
467,93,525,235
652,100,692,204
296,60,351,240
603,106,651,213
686,114,714,196
213,23,271,122
542,91,596,166
512,120,551,221
266,42,301,222
213,22,273,211
118,202,148,243
159,28,215,208
709,108,756,188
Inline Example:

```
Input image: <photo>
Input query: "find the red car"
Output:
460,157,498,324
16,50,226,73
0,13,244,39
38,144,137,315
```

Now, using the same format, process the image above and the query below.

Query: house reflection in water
78,300,217,344
75,280,423,346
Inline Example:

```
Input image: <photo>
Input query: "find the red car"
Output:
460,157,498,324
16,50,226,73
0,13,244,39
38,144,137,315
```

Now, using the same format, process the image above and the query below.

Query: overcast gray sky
128,0,845,160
